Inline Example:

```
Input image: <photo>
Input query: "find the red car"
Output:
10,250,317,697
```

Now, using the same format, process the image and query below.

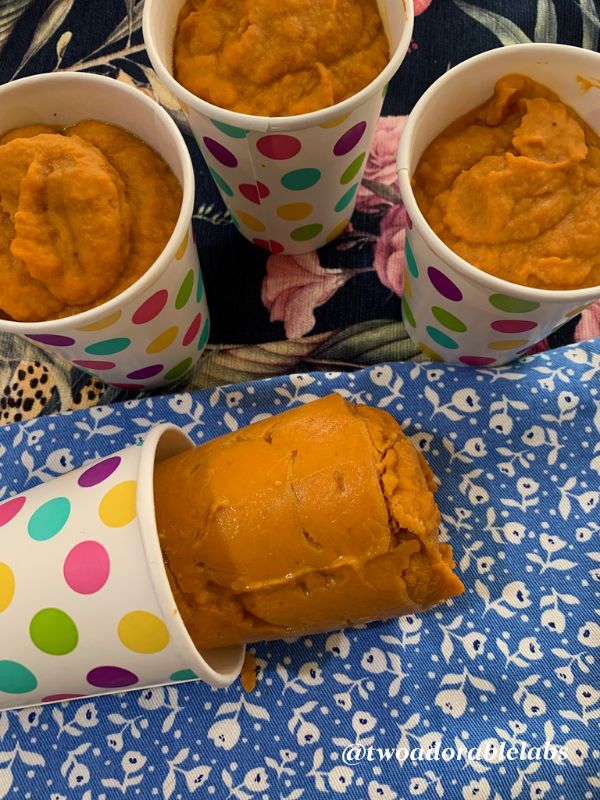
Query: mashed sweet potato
412,75,600,290
173,0,390,116
0,121,182,322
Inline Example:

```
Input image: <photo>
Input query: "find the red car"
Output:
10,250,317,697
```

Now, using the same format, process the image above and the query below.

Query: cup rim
0,72,196,332
397,42,600,304
142,0,415,133
138,423,246,688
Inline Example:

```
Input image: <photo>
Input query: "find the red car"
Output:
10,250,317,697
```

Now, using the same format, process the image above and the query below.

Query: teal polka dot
290,223,323,242
334,183,359,213
229,213,240,229
170,669,198,682
176,270,194,309
28,497,70,541
0,660,37,694
85,338,131,356
198,319,210,351
211,119,247,138
402,296,416,328
165,357,193,381
340,153,366,185
405,239,419,278
489,294,541,313
426,325,459,350
196,271,204,303
432,306,467,333
281,168,321,191
209,168,233,197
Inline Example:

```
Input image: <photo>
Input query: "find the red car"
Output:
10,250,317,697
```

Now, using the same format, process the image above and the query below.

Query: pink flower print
261,252,350,339
356,116,406,213
373,204,406,296
575,299,600,342
414,0,433,14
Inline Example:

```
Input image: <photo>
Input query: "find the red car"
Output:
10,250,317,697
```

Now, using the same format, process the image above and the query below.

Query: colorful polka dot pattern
23,227,210,390
0,439,201,705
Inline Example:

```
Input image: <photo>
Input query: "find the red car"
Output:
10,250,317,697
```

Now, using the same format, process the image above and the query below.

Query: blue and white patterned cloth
0,340,599,800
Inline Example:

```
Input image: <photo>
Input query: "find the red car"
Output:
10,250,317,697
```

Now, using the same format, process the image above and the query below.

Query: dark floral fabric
0,0,599,420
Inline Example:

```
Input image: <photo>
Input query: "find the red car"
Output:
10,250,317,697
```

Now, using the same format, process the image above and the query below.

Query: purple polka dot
202,137,238,168
0,496,26,527
132,290,169,325
87,666,139,689
333,122,367,156
73,360,116,371
459,356,497,366
126,364,164,380
491,319,538,334
77,456,121,488
27,334,75,347
427,267,463,301
256,135,302,160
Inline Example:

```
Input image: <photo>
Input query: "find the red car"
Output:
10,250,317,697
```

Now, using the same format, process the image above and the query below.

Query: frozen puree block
153,394,464,648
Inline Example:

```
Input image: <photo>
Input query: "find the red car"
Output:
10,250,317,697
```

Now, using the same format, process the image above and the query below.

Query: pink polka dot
333,122,367,156
73,360,116,371
407,214,413,230
113,383,145,391
256,135,301,160
252,238,285,254
491,319,538,334
41,693,84,702
63,541,110,595
0,496,26,528
132,290,169,324
239,182,270,204
182,313,202,346
77,456,121,488
459,356,497,366
202,137,238,168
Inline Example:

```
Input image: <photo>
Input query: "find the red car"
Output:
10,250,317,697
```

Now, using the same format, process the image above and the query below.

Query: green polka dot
432,306,467,333
489,294,541,313
340,153,366,185
176,270,194,309
209,168,233,197
382,82,389,98
281,168,321,191
290,223,323,242
0,660,37,694
405,239,419,278
196,271,204,303
28,497,70,541
29,608,78,655
402,296,416,328
334,183,359,213
211,119,247,138
426,325,459,350
170,669,198,682
165,357,193,381
230,213,240,229
85,338,131,356
198,319,210,351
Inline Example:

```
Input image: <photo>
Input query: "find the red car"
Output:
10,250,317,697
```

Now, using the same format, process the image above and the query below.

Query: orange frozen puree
413,75,600,290
173,0,390,116
0,121,182,322
153,394,463,649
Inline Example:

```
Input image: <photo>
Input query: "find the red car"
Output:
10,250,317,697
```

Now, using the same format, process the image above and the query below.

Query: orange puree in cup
0,121,182,322
413,75,600,290
173,0,390,116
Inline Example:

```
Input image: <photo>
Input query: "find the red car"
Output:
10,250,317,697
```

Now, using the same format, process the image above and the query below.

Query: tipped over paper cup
0,424,244,711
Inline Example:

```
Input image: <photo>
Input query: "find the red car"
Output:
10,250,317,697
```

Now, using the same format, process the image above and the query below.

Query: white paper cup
0,73,210,390
397,43,600,367
143,0,414,254
0,424,244,711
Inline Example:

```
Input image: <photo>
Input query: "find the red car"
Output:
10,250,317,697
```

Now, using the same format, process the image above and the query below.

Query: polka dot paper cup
0,424,244,711
397,44,600,367
0,73,210,390
143,0,413,254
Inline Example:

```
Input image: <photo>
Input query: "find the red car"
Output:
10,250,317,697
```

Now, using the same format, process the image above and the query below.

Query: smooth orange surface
153,395,463,649
173,0,390,116
413,75,600,290
0,121,182,322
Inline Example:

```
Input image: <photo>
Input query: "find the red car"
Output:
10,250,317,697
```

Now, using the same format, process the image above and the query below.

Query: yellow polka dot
418,342,444,362
276,202,313,221
320,114,349,128
566,303,592,318
404,272,412,299
0,563,15,613
146,326,179,354
175,231,189,261
118,610,170,654
179,100,190,114
236,210,266,232
77,310,122,332
99,481,137,528
326,218,349,244
488,339,529,351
